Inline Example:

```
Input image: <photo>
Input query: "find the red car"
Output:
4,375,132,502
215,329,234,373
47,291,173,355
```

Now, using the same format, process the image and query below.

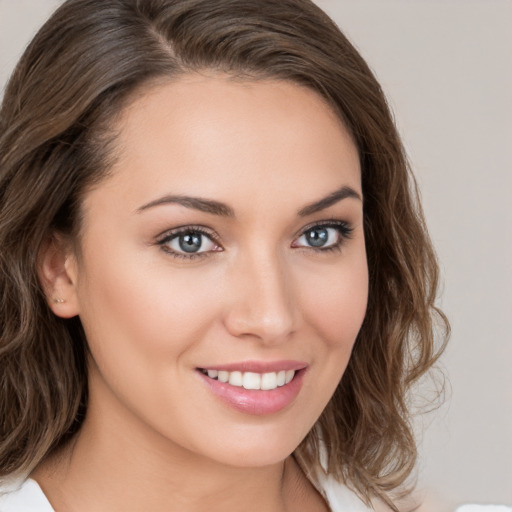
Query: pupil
306,228,328,247
179,232,202,253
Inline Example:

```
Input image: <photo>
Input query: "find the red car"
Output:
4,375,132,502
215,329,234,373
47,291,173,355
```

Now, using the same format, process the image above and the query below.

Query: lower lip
198,369,306,415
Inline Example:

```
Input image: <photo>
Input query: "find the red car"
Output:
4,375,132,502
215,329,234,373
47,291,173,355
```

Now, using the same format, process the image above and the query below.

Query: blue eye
158,221,353,260
176,232,204,253
159,228,220,258
293,222,353,251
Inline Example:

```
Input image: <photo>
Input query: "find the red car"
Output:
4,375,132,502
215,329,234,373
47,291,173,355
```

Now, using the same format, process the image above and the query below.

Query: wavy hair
0,0,448,508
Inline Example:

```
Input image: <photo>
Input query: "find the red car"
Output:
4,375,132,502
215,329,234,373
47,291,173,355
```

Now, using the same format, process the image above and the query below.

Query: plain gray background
1,1,511,510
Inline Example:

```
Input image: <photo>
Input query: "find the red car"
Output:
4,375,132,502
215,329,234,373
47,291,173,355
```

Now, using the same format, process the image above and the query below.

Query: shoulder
0,478,54,512
314,471,373,512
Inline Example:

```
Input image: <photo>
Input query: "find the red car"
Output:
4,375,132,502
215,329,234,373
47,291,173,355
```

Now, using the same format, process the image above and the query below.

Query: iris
179,232,203,253
305,227,329,247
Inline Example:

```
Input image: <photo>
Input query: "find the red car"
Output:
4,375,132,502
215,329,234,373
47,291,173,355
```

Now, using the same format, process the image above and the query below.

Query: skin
36,75,368,512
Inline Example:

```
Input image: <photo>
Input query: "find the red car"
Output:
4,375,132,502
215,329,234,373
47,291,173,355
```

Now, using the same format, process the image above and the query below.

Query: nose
223,251,299,345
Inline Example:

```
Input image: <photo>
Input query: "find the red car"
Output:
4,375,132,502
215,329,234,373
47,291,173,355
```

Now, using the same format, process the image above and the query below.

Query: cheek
289,252,368,435
75,247,223,369
298,254,369,352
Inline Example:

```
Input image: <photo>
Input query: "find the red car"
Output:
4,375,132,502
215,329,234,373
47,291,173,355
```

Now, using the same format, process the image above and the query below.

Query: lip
198,360,307,373
197,361,308,415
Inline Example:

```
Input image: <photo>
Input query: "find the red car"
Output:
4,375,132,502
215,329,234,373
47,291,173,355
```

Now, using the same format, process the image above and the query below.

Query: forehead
84,74,361,218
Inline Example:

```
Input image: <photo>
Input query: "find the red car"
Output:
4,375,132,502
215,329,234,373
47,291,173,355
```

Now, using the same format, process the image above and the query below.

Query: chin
214,444,296,469
191,422,312,469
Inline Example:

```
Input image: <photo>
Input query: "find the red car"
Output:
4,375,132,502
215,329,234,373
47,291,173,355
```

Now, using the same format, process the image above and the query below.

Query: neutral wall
1,1,511,510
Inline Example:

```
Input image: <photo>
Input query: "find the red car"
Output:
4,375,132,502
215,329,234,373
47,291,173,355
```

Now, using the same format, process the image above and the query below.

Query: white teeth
243,372,261,390
202,368,297,390
228,371,243,387
261,372,277,390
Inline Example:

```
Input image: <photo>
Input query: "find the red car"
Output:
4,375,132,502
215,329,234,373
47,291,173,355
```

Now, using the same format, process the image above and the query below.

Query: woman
0,0,447,510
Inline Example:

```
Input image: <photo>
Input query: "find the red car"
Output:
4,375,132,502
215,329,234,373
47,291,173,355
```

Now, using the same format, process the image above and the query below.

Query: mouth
196,362,307,415
198,368,297,391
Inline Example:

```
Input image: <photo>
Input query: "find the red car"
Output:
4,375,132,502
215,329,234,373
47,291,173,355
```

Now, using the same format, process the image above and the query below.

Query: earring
53,298,65,304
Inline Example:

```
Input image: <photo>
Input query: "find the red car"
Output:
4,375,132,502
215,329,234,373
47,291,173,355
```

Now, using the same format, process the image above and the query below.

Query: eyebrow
297,186,362,216
136,185,361,217
136,195,235,217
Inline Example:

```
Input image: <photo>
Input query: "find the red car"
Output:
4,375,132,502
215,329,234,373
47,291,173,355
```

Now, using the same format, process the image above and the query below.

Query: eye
292,222,353,251
158,228,221,259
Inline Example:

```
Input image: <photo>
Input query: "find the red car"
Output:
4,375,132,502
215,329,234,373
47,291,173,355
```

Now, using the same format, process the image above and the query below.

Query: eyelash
295,220,354,254
156,220,354,261
157,226,219,260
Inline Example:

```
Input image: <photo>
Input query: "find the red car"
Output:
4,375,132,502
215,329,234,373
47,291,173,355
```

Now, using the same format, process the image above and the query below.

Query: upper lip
197,360,308,373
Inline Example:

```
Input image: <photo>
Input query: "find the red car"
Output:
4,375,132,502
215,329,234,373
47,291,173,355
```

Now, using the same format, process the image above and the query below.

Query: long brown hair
0,0,448,508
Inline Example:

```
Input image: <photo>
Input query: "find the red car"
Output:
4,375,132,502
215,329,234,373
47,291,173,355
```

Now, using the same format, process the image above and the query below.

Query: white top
2,477,511,511
0,473,371,511
455,507,512,512
0,479,53,512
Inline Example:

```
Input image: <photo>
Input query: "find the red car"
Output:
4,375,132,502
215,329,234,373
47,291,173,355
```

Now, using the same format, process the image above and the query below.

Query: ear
37,234,81,318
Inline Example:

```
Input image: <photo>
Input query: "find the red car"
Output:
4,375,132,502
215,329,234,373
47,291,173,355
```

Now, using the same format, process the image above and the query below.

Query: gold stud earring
53,298,65,304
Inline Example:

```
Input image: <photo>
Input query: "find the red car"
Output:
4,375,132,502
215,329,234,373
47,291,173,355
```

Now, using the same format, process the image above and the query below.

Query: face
61,75,368,468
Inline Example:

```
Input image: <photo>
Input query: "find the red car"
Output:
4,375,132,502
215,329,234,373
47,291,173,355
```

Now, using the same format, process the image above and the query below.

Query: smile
199,369,295,391
197,362,307,415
